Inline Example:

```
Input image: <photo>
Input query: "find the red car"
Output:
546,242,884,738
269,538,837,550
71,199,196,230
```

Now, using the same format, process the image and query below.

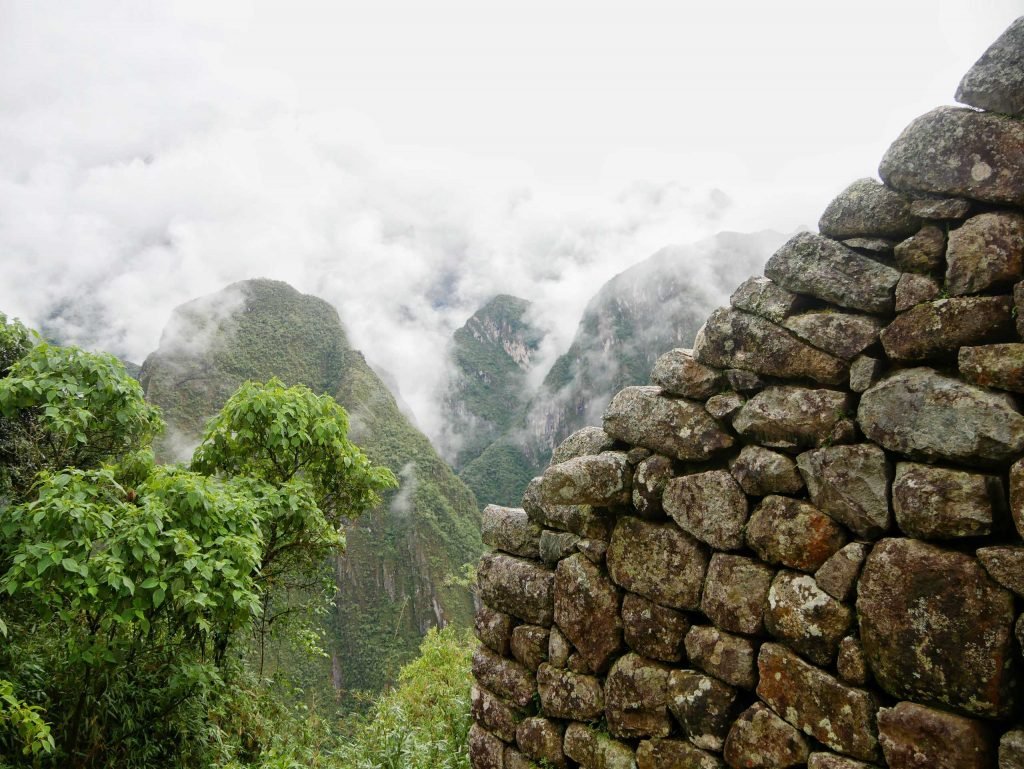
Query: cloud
1,1,1020,450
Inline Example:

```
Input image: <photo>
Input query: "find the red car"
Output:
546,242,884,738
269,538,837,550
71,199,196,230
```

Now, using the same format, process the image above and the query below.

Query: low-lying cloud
1,2,1018,448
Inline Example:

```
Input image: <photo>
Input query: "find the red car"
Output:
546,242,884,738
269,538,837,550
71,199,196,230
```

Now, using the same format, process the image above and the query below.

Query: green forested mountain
139,279,482,700
442,294,540,470
458,231,787,507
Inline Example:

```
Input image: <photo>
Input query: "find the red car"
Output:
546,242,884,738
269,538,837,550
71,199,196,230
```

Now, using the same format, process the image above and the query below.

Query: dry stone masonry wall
471,19,1024,769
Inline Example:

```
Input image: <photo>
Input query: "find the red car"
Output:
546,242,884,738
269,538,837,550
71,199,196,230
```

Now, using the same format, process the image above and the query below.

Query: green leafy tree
0,317,395,768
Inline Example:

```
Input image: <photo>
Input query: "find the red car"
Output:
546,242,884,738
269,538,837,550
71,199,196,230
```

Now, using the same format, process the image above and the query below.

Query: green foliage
0,321,394,767
332,626,473,769
0,341,163,498
458,438,539,508
192,379,395,524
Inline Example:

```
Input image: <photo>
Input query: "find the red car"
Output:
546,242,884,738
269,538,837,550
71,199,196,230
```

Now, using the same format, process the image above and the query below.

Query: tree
0,317,395,768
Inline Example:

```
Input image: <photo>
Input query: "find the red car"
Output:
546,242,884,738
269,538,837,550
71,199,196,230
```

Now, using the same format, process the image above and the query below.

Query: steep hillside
442,294,541,469
139,279,483,699
459,231,788,507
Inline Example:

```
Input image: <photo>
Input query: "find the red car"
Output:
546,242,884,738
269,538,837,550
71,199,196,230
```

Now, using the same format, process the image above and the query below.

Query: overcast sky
0,0,1020,441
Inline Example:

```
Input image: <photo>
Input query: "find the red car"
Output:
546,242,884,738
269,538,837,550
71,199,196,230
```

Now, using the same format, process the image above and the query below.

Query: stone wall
470,18,1024,769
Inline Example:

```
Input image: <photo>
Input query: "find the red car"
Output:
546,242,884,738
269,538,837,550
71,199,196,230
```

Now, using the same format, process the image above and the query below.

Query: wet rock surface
858,367,1024,465
693,307,847,385
880,106,1024,206
663,469,748,551
765,232,900,314
877,701,993,769
604,386,734,461
857,538,1016,718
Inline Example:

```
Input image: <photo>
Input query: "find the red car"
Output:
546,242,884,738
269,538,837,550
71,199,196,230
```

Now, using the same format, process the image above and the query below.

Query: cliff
470,18,1024,769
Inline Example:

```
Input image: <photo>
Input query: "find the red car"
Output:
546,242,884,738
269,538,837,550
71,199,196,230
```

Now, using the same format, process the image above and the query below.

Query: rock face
471,22,1024,769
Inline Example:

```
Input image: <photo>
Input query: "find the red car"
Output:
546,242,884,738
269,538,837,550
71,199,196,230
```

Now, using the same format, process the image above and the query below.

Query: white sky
0,0,1021,442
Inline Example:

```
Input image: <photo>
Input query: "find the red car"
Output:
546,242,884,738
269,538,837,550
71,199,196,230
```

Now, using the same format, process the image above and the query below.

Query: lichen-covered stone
470,724,506,769
563,723,637,769
693,307,847,385
577,537,608,564
668,669,738,752
684,625,758,690
946,212,1024,295
633,454,673,519
797,444,891,539
858,538,1017,718
541,452,631,507
894,272,941,311
603,386,733,461
960,343,1024,394
837,636,869,687
757,643,879,762
807,754,878,769
607,517,708,611
511,625,550,672
1002,730,1024,769
567,653,592,675
843,237,894,254
879,106,1024,206
536,663,604,720
909,195,971,220
478,552,555,626
849,355,884,393
877,701,993,769
504,747,536,769
605,653,672,739
765,571,852,666
621,592,689,663
476,605,515,656
725,368,764,394
1013,457,1024,538
858,367,1024,465
733,387,853,452
637,738,725,769
956,16,1024,117
764,232,900,314
818,178,920,240
747,495,848,572
472,684,524,743
539,530,580,566
522,476,611,539
652,348,723,400
730,276,804,323
892,462,1002,539
976,546,1024,597
815,543,869,602
701,553,774,636
554,553,623,673
473,646,536,709
705,392,745,420
729,445,803,496
548,626,572,668
723,703,809,769
783,311,882,361
483,505,543,558
880,296,1014,361
516,718,566,769
663,469,748,551
893,224,946,273
551,426,615,465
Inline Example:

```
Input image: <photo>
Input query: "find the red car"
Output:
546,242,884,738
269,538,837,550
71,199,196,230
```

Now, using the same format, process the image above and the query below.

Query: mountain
441,294,541,470
457,231,789,507
139,279,483,700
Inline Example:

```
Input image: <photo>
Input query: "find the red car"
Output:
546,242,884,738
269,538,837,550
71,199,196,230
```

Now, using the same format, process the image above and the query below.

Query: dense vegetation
140,279,483,700
0,311,490,767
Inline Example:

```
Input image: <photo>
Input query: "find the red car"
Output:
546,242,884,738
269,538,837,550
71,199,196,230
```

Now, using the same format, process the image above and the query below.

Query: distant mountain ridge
140,279,482,700
455,231,789,507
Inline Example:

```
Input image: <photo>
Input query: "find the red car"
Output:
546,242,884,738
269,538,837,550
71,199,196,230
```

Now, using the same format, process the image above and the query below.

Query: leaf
61,558,80,574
